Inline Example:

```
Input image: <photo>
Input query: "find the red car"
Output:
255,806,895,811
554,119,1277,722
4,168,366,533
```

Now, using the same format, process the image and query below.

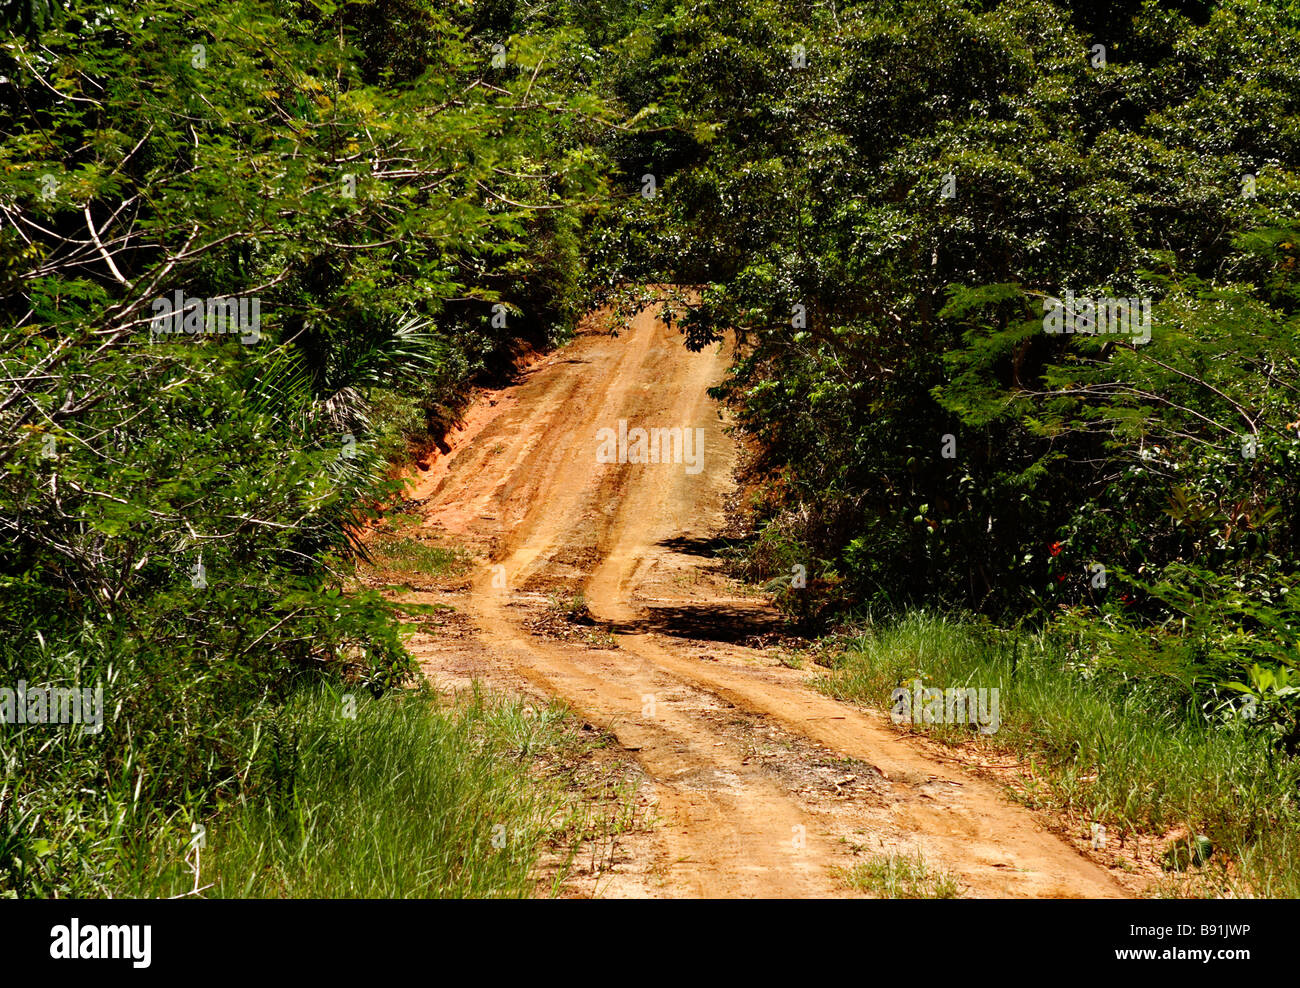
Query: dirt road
402,301,1129,899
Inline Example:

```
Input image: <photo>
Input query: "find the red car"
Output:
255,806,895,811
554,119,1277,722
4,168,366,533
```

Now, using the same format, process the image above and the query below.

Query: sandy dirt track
402,302,1130,899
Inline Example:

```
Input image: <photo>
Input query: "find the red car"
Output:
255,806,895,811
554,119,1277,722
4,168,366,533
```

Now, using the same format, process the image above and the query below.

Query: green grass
382,512,424,529
368,536,471,577
123,685,638,898
840,851,961,898
816,611,1300,897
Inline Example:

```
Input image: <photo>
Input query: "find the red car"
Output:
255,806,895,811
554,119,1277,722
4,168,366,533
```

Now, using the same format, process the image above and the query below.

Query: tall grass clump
817,611,1300,896
110,686,600,898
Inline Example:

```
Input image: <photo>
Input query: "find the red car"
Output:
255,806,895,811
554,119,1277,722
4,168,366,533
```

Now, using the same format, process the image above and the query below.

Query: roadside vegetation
367,535,474,581
816,613,1300,896
126,688,639,899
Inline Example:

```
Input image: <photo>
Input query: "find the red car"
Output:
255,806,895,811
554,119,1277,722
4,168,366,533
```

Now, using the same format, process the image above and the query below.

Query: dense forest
2,0,1298,898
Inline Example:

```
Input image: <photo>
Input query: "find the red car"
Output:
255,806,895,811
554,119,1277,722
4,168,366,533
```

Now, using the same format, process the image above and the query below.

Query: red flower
1057,574,1066,583
1049,542,1063,557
